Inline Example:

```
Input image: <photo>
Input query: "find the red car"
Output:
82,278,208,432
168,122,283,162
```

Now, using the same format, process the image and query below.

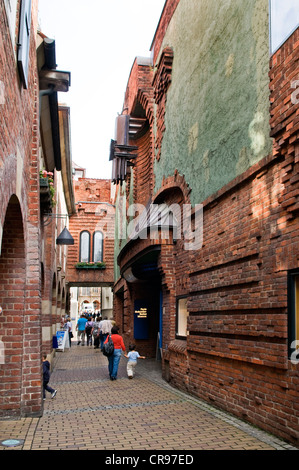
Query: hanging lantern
56,227,74,245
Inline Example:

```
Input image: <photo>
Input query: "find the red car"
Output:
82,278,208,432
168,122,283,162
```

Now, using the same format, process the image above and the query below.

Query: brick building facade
66,177,115,291
112,0,299,445
0,1,74,417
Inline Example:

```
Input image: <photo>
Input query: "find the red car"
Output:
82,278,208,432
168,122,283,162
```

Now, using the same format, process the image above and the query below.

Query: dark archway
0,196,26,417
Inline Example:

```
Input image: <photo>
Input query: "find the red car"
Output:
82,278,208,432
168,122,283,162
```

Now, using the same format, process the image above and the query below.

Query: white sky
270,0,299,53
38,0,165,179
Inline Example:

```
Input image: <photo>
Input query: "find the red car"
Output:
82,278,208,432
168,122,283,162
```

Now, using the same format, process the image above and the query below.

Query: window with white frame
270,0,299,53
176,297,188,339
79,231,104,263
17,0,32,89
79,231,90,262
93,231,103,263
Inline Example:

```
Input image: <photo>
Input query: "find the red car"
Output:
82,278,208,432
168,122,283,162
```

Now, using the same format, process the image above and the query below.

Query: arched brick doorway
0,196,26,417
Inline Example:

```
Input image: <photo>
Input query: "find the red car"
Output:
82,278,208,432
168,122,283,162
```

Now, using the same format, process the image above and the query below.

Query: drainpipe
39,85,55,123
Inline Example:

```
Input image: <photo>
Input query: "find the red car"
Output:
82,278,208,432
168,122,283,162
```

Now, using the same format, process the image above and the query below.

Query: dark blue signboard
134,300,149,340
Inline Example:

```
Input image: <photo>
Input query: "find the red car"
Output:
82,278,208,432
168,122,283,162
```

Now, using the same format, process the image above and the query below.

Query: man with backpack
85,317,94,346
92,315,102,349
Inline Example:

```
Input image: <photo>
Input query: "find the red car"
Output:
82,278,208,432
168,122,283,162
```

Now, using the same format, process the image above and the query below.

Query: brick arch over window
0,195,26,416
153,171,192,206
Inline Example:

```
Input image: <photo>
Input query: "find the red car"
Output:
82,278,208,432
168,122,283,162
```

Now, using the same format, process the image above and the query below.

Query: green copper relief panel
154,0,272,206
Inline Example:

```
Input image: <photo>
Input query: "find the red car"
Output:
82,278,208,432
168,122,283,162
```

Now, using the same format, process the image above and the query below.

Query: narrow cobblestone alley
0,343,296,453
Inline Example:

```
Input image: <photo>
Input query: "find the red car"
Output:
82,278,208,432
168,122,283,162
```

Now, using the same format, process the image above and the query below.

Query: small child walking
42,354,57,400
125,344,145,379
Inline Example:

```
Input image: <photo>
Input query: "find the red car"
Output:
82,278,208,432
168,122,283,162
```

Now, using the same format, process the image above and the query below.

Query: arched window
79,231,90,262
93,231,103,262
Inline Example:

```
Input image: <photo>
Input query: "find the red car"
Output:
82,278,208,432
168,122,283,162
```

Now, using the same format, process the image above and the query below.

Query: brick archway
0,196,26,417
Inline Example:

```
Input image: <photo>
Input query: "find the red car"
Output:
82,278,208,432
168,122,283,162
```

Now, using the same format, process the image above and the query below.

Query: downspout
39,85,55,123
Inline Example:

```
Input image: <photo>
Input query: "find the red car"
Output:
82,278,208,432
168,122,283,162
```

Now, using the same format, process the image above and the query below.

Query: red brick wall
132,131,153,207
164,29,299,444
151,0,180,65
0,0,42,417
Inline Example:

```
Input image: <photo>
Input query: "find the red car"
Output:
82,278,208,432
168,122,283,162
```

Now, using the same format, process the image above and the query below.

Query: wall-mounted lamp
56,227,74,245
42,213,74,245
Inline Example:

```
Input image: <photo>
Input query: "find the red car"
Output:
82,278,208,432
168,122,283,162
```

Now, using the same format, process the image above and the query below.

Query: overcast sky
38,0,165,179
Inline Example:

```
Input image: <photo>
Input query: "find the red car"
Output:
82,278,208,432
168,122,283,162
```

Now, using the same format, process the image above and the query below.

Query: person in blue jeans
76,314,88,345
105,326,126,380
42,355,57,399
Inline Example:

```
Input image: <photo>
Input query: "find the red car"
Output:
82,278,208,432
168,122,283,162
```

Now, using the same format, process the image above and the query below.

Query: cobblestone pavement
0,342,297,452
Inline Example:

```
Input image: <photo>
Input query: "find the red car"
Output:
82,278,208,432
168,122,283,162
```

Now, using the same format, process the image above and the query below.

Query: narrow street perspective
1,0,299,455
0,343,296,451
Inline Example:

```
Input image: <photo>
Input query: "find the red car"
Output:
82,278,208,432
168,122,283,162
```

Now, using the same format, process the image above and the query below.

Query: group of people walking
43,312,145,400
76,313,113,349
75,313,146,381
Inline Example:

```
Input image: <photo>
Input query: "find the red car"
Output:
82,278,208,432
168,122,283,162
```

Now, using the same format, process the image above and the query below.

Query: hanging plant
40,170,56,207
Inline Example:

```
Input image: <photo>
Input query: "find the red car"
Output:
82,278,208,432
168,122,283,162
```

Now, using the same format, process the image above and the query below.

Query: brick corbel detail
269,28,299,217
136,88,154,126
153,48,174,162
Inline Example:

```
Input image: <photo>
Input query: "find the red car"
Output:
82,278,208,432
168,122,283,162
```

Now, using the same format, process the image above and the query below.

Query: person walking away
100,316,112,350
85,316,94,346
104,325,126,380
76,314,88,345
125,344,145,379
42,354,57,399
66,317,73,347
92,315,101,349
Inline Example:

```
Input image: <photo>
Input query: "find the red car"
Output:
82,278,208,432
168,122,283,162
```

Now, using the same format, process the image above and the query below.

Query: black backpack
102,335,114,357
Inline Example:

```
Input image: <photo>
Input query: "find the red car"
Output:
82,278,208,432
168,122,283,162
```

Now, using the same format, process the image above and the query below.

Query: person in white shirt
99,317,112,350
65,317,73,347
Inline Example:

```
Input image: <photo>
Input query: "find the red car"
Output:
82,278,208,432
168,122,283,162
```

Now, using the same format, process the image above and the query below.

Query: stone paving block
0,344,297,451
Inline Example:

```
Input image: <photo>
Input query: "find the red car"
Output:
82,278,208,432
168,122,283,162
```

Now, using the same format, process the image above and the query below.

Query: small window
79,231,90,262
288,269,299,360
176,297,188,339
270,0,299,54
93,231,103,263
